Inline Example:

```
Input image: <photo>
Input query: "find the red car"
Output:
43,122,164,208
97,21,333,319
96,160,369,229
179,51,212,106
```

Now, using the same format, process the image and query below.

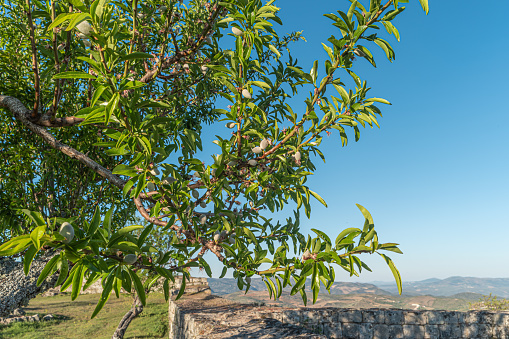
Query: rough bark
111,294,144,339
0,251,59,317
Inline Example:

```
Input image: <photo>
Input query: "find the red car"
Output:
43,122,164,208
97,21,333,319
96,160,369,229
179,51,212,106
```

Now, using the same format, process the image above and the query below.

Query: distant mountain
372,277,509,298
207,278,392,297
207,277,490,311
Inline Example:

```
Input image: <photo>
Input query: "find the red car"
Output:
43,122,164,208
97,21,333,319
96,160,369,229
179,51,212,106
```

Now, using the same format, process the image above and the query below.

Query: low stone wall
169,292,509,338
280,308,509,338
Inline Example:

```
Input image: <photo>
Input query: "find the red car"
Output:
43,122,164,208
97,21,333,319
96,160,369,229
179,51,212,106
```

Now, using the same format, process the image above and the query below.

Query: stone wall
169,289,509,338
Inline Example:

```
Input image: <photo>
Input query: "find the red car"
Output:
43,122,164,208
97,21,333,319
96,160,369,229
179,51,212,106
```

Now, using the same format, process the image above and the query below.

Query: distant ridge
372,277,509,298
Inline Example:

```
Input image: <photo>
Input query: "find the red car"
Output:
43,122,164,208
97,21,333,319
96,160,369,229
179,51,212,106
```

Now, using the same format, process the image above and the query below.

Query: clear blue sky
192,0,509,285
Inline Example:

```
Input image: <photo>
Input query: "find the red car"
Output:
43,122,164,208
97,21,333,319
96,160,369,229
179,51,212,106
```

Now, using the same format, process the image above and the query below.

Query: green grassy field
0,293,168,339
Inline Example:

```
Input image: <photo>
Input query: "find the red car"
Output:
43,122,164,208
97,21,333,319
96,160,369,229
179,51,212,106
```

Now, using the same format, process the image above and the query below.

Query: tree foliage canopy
0,0,428,317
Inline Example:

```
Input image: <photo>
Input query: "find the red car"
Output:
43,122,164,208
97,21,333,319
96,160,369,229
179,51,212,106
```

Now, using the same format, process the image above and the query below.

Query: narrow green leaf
23,245,38,275
36,255,60,286
53,71,96,80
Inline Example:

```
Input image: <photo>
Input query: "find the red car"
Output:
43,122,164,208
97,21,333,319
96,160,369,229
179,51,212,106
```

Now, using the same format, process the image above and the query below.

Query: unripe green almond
192,190,200,199
220,230,227,238
76,21,92,36
295,151,301,161
159,5,167,12
241,89,251,99
83,40,91,47
353,48,365,57
200,215,207,225
201,65,208,75
150,167,160,176
252,146,262,154
213,232,221,242
227,160,237,167
205,37,212,44
260,139,269,149
183,63,189,70
246,276,251,284
162,176,176,184
231,27,243,36
200,201,207,208
193,171,200,178
59,222,74,244
248,159,257,166
147,182,156,191
211,168,217,176
123,254,137,265
229,235,235,244
249,201,254,207
226,122,236,129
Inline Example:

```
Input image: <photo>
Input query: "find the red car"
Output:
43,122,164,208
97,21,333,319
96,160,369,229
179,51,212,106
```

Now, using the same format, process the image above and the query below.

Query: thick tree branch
0,95,125,189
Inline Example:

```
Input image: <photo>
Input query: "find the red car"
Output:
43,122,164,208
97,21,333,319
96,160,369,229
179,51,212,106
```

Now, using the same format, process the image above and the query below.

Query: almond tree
0,0,428,337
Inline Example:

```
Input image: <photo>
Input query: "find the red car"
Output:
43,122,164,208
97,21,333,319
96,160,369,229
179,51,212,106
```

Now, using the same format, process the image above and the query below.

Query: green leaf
23,245,38,275
36,255,60,286
355,204,374,224
90,85,107,107
53,71,96,80
30,225,46,250
103,206,115,239
175,276,186,300
308,189,327,207
71,264,85,300
48,13,79,31
88,206,101,237
418,0,429,14
68,0,88,12
119,52,154,61
365,97,391,105
91,274,113,319
129,269,146,305
335,228,361,247
54,253,69,287
105,92,120,125
21,209,46,227
268,44,281,58
379,253,402,294
163,279,170,301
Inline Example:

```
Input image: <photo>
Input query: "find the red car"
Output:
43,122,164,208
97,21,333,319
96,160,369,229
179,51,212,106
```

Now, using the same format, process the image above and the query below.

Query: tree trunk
111,294,144,339
0,251,59,317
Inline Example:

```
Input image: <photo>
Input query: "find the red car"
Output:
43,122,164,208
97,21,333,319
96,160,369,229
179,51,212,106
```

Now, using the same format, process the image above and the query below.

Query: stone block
384,310,403,325
480,311,494,324
373,324,390,339
362,309,384,323
493,325,507,338
462,323,479,337
438,323,462,338
282,310,301,325
323,322,342,339
342,323,361,339
359,323,373,339
338,309,363,324
426,311,445,325
477,323,492,337
465,311,482,324
403,324,425,337
404,311,427,325
442,311,459,324
300,310,322,325
388,325,404,338
424,324,439,338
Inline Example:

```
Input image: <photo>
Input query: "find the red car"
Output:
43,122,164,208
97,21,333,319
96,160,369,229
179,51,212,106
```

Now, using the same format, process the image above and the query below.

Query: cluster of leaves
469,294,509,311
0,0,428,316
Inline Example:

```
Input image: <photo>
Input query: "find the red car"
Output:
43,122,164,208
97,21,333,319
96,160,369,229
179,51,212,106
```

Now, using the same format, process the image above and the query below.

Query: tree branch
0,95,125,189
